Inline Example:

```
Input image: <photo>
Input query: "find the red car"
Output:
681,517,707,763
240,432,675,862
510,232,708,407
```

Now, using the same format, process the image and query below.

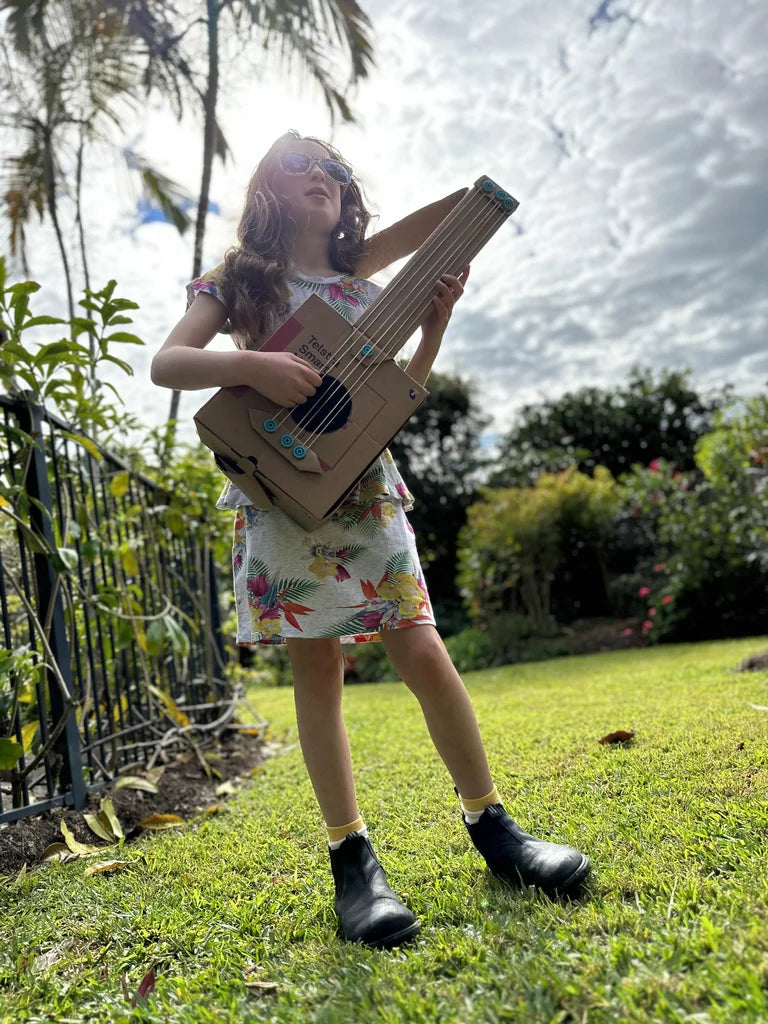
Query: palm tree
0,0,196,312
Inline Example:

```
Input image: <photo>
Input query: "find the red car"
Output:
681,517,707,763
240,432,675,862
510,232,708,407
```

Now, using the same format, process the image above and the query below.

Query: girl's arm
151,293,321,406
356,188,467,278
406,268,470,385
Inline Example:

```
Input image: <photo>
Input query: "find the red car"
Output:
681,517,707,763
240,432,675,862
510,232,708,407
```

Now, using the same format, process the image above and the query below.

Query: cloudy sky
6,0,768,444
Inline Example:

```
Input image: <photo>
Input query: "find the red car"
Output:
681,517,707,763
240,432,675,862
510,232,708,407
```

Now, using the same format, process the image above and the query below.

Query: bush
443,628,496,673
620,445,768,643
457,467,619,632
343,641,397,684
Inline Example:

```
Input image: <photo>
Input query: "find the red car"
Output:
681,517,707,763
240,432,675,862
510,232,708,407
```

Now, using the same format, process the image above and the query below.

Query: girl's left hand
421,266,470,347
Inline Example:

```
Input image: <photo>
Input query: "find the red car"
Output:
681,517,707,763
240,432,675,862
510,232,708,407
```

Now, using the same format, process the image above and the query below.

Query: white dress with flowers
187,267,435,646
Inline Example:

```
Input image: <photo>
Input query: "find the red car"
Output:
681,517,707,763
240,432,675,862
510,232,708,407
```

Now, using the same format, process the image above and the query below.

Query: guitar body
194,294,428,530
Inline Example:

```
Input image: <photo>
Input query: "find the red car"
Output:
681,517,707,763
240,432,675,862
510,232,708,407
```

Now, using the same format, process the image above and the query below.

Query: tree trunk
166,0,219,435
43,126,74,322
74,130,92,380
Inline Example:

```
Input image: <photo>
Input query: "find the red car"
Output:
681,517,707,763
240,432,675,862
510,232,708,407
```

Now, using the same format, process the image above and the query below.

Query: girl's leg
286,637,358,828
286,636,420,948
380,624,494,798
381,624,590,896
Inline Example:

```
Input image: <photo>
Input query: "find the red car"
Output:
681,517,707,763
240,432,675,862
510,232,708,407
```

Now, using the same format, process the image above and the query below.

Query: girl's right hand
242,351,322,407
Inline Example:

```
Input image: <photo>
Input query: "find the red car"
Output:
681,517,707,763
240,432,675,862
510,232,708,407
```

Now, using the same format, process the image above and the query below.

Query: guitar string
267,188,506,450
281,194,504,453
296,195,506,450
296,194,508,448
263,186,489,439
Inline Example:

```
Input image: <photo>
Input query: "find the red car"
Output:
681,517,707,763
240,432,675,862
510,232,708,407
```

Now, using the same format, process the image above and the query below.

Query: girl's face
274,139,344,234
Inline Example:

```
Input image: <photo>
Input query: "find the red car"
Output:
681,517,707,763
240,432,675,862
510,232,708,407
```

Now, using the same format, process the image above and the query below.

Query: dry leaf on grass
122,968,156,1008
245,980,279,994
60,821,106,856
42,843,79,864
137,813,185,830
113,776,160,794
84,860,129,877
598,730,635,745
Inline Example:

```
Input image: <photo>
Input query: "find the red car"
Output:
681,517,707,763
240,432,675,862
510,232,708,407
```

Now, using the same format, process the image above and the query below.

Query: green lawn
2,638,768,1023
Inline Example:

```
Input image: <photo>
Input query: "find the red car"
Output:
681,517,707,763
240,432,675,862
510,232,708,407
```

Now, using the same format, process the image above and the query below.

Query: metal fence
0,394,229,823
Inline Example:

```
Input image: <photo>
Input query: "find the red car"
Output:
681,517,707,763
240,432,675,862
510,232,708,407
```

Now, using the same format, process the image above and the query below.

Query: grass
2,637,768,1023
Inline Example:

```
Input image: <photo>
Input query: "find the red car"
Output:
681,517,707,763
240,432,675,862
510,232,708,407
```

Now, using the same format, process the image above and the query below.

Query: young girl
152,131,590,950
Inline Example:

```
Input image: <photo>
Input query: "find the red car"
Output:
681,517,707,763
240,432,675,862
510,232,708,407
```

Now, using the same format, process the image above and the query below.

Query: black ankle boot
329,834,421,949
465,804,590,897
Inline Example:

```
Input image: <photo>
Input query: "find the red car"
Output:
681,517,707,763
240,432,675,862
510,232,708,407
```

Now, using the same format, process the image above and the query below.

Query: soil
736,649,768,672
0,730,269,877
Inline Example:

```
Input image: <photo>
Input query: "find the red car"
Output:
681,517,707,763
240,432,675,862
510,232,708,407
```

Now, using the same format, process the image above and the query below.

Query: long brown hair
221,131,371,349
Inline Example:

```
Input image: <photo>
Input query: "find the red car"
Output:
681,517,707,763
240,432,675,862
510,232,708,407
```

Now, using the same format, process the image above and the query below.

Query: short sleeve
186,262,232,333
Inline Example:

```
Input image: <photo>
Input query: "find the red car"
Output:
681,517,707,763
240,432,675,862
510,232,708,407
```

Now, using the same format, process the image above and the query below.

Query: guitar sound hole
290,375,351,433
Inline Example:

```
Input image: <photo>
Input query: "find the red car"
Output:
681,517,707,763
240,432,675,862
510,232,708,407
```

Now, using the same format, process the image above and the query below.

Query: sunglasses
279,151,353,186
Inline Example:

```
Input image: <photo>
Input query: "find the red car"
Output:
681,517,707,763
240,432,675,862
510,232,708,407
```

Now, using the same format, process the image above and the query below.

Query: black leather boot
329,834,421,949
465,803,590,897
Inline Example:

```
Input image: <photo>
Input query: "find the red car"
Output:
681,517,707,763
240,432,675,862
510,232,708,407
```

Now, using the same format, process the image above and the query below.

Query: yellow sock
327,816,366,847
459,786,500,823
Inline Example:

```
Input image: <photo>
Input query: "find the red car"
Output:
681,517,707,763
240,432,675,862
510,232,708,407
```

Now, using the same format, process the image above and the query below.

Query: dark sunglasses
279,151,352,186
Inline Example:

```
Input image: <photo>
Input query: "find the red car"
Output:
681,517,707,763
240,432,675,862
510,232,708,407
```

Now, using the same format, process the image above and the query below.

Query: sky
5,0,768,445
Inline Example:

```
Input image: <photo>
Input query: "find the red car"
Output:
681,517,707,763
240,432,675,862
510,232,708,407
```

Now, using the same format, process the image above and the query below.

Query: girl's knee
288,638,344,689
383,625,450,676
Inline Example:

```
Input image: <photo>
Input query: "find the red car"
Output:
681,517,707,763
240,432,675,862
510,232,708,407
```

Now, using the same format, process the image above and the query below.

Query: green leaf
162,615,190,658
81,538,101,562
104,332,143,345
110,472,130,498
13,295,29,331
53,547,79,573
99,355,134,375
23,316,66,328
146,619,166,657
8,281,40,297
61,431,102,461
0,738,23,770
69,316,96,338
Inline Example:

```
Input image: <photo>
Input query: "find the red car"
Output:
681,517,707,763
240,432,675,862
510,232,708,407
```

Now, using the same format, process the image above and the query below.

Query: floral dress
187,266,435,646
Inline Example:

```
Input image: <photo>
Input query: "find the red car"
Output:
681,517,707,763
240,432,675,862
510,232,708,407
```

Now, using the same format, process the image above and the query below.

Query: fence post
17,396,88,810
207,546,227,679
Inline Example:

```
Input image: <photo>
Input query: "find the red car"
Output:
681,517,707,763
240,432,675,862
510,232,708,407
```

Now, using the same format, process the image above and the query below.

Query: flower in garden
648,608,656,616
623,627,633,636
638,586,651,598
649,459,660,472
641,620,653,634
653,562,668,572
661,594,673,605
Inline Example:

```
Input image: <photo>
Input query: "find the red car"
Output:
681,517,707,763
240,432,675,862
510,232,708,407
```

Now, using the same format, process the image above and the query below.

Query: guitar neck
355,177,519,357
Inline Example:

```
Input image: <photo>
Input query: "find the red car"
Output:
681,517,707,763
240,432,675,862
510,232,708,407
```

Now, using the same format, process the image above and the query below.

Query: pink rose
641,620,653,633
648,608,656,616
623,627,633,636
661,594,673,605
638,586,651,598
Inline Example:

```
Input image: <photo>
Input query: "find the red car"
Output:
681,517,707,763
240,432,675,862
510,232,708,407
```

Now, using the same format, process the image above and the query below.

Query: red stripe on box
260,316,302,352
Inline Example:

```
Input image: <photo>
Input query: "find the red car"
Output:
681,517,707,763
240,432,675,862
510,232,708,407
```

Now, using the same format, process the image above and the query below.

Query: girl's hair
221,131,371,349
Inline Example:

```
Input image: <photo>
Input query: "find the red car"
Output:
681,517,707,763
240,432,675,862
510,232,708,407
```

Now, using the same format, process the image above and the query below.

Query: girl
152,131,590,950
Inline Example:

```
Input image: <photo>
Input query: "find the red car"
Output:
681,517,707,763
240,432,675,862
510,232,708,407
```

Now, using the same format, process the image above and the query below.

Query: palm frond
125,151,193,234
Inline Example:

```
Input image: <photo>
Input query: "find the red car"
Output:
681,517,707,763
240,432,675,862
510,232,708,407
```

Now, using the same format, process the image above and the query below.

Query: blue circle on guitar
291,375,352,433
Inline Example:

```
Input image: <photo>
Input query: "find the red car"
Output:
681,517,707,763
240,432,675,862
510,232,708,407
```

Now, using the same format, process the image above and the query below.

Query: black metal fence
0,394,229,823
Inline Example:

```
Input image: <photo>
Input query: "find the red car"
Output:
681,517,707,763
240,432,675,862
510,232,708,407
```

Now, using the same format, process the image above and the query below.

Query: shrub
457,467,618,633
343,642,397,684
443,629,496,673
